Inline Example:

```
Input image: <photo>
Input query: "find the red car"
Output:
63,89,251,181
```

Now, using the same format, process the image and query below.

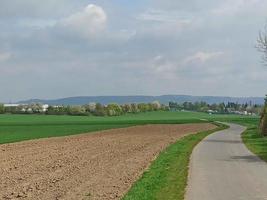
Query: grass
0,124,131,144
0,111,254,144
239,118,267,162
123,123,228,200
0,111,197,144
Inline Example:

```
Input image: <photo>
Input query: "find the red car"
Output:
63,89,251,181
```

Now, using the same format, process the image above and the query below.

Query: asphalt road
186,123,267,200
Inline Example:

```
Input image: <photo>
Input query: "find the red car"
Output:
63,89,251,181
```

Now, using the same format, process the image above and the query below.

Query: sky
0,0,267,102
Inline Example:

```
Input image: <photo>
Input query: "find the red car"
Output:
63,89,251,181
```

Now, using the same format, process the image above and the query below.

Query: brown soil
0,123,215,200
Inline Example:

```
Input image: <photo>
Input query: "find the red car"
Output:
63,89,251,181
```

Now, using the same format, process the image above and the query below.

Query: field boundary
123,122,228,200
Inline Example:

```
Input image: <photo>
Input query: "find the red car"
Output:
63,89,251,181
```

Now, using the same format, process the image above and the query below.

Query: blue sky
0,0,267,102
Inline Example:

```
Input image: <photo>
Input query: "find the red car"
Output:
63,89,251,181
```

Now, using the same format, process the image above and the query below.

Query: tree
169,102,177,111
260,103,267,136
138,103,149,112
106,103,122,116
86,102,97,113
151,101,161,111
94,103,106,116
122,104,132,113
257,26,267,65
0,104,4,114
46,105,68,115
130,103,139,113
257,24,267,135
29,103,43,113
68,106,86,116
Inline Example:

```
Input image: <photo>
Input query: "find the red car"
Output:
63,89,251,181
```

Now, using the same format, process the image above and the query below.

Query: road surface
186,123,267,200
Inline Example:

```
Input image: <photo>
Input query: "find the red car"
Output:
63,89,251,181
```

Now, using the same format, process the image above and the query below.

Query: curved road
186,123,267,200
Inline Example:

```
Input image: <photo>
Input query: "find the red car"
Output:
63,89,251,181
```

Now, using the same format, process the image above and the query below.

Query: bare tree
257,25,267,65
257,25,267,135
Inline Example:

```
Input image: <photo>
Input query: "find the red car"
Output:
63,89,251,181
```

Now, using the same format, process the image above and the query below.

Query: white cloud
151,55,176,73
0,52,11,62
184,51,224,64
137,9,193,24
60,4,107,37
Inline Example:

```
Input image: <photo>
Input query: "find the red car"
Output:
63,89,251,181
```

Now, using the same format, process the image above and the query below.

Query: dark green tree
260,104,267,136
94,103,106,116
0,104,4,114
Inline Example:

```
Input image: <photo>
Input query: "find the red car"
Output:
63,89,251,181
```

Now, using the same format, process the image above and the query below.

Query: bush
260,105,267,136
68,106,86,116
0,104,4,114
94,103,107,116
107,103,123,116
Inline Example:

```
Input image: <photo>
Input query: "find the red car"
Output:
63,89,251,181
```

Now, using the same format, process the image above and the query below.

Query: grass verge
242,122,267,162
123,123,228,200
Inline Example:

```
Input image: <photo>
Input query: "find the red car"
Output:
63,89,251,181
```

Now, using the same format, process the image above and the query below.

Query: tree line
0,101,169,116
169,101,263,115
0,100,264,117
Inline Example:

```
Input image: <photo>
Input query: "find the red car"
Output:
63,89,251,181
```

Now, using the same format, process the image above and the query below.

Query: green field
0,111,255,144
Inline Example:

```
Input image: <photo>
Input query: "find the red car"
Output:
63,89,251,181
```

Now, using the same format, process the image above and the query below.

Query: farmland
0,111,255,144
0,122,215,199
0,111,261,200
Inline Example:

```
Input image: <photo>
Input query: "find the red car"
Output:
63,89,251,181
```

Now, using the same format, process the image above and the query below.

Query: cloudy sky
1,0,267,102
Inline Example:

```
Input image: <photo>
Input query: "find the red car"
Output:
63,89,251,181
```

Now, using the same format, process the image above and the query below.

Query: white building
4,104,20,107
42,104,49,112
4,103,49,112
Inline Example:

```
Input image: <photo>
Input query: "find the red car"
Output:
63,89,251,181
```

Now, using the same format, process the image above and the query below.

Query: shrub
107,103,122,116
94,103,107,116
0,104,4,114
68,106,86,116
260,105,267,136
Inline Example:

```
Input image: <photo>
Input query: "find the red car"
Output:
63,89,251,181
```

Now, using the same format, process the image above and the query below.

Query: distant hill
17,95,265,105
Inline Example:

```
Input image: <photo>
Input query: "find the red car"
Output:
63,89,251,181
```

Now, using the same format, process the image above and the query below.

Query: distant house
4,104,20,107
207,110,217,114
42,104,49,112
4,103,49,112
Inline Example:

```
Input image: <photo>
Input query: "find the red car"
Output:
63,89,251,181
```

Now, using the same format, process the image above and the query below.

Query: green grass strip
242,124,267,162
123,123,228,200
